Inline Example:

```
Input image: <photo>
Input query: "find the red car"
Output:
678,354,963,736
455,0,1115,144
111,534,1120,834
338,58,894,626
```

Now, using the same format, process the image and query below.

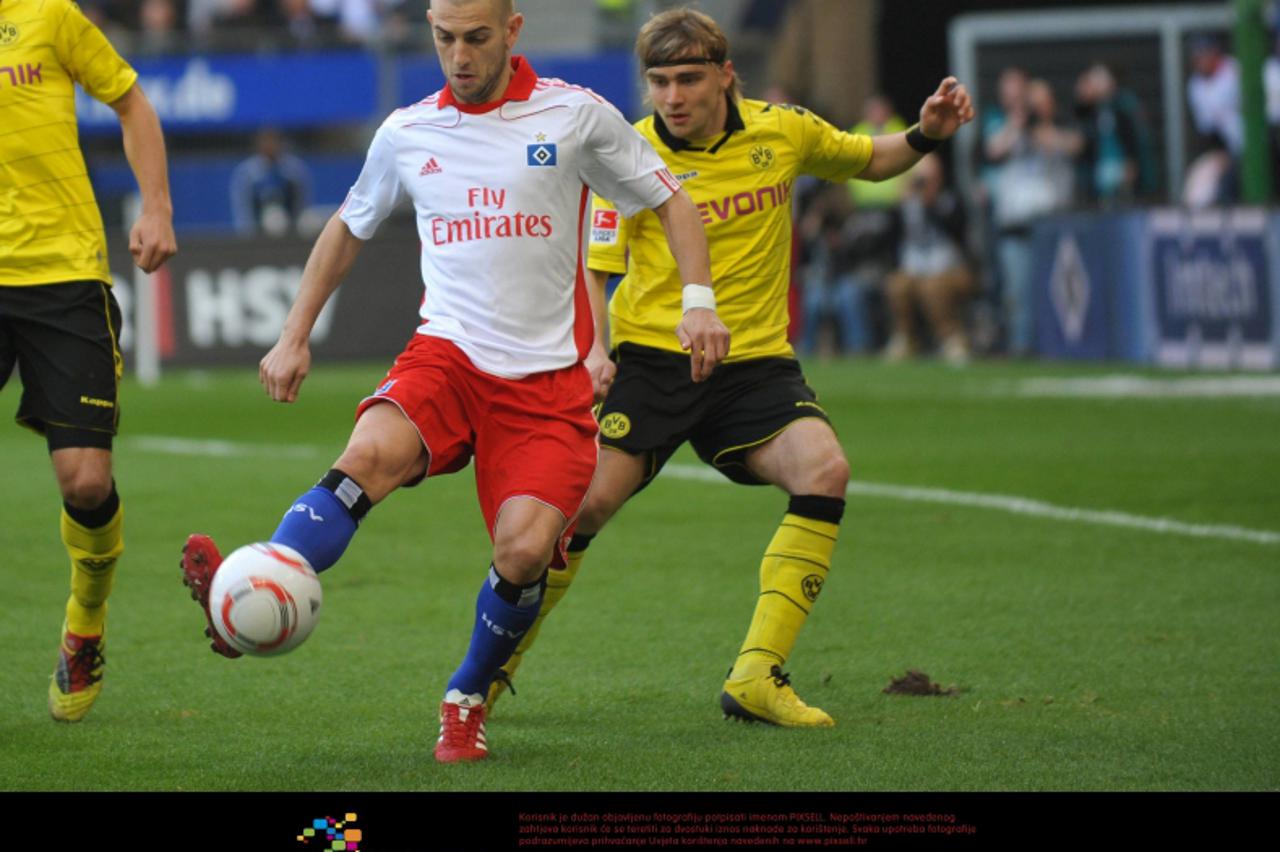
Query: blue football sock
447,566,545,697
270,487,356,573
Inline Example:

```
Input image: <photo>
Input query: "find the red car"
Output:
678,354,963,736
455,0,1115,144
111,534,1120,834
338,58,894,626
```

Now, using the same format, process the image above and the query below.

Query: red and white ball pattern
209,543,323,656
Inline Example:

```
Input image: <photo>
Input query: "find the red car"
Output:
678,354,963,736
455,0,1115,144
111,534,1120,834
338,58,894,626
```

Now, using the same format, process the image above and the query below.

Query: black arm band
906,124,942,154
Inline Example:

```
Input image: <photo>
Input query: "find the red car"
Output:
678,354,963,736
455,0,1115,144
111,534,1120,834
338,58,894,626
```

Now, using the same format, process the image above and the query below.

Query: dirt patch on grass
883,670,958,696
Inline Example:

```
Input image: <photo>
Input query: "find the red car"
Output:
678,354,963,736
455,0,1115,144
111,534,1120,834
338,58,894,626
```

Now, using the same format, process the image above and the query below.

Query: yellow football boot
720,665,834,727
48,624,105,722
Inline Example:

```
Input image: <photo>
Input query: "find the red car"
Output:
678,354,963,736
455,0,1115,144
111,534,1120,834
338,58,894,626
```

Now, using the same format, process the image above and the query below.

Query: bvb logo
600,412,631,439
749,144,775,170
0,21,18,45
801,574,824,602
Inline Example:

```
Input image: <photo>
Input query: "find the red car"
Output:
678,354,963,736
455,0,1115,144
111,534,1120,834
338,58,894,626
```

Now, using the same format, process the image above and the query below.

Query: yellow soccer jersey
589,98,873,361
0,0,137,286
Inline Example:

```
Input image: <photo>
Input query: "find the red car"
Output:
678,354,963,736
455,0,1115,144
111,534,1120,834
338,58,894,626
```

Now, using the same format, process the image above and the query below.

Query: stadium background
78,0,1279,374
2,0,1278,841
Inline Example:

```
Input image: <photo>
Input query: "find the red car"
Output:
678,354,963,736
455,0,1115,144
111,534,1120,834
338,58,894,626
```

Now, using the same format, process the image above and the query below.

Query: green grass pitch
1,359,1276,792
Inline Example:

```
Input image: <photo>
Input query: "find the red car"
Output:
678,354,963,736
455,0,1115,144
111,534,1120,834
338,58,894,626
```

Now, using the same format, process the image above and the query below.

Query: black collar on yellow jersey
653,96,745,155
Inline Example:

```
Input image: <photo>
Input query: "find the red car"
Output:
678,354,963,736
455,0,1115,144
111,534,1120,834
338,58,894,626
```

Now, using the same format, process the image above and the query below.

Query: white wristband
682,284,716,314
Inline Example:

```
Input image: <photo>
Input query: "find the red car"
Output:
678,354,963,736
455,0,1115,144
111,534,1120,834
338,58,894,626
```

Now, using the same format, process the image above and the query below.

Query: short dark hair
430,0,514,21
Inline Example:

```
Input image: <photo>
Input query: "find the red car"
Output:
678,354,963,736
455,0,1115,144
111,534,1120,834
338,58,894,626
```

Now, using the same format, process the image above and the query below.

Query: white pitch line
659,463,1280,547
127,435,322,460
1013,375,1280,398
123,435,1279,547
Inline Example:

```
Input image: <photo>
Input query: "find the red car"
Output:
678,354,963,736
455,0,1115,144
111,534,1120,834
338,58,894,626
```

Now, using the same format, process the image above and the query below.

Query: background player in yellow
489,8,973,726
0,0,176,721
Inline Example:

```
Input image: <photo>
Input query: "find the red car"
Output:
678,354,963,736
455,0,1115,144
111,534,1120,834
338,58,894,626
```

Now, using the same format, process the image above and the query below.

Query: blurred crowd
794,25,1280,364
82,0,430,50
79,0,1280,362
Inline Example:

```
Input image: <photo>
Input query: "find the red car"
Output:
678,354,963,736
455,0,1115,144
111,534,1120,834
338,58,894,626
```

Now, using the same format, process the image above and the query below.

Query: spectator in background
1188,35,1243,155
1268,31,1280,127
1266,29,1280,198
311,0,391,44
280,0,325,44
383,0,425,49
1183,34,1242,207
817,92,909,352
798,189,869,357
984,74,1080,356
78,0,131,41
230,129,313,236
596,0,637,51
736,0,793,96
883,155,974,365
137,0,184,54
769,0,876,127
189,0,280,38
848,94,908,208
1073,62,1156,206
186,0,222,38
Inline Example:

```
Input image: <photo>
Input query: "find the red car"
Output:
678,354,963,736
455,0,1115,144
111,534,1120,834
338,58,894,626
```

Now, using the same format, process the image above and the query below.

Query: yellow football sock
501,547,585,678
730,513,838,681
61,503,123,637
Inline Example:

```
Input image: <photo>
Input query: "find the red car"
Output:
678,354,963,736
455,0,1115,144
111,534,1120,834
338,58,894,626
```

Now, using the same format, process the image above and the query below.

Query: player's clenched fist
259,338,311,403
128,211,177,273
676,307,731,382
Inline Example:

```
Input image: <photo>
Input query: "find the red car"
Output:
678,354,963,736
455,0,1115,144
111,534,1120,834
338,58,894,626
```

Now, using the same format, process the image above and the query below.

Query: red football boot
180,534,241,659
435,690,489,763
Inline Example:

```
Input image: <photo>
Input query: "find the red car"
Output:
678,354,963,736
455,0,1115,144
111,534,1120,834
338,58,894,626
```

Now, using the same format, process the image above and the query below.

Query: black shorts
0,281,123,450
598,342,831,488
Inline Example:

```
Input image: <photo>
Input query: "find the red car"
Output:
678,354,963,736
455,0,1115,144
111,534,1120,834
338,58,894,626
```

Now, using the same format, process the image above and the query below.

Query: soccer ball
208,543,323,657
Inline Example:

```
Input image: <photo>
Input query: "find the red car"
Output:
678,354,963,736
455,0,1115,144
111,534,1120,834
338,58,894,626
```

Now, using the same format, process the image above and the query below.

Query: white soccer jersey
341,57,680,378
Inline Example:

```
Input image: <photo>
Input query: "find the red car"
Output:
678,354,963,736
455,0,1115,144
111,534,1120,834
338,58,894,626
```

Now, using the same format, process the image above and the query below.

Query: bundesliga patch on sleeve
591,209,620,245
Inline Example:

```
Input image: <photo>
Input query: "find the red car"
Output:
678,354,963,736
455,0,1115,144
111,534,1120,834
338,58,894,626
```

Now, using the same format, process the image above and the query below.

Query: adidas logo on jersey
420,158,443,176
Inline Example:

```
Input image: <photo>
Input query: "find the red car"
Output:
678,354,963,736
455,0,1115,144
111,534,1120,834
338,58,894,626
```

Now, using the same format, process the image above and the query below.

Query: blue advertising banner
1031,213,1150,362
76,53,380,133
90,154,364,233
1031,209,1277,369
1032,216,1112,361
395,52,636,117
1148,209,1275,370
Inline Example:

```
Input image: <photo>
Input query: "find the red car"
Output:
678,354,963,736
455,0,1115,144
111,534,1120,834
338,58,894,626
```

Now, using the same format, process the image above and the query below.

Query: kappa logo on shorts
599,412,631,439
801,574,824,602
79,395,114,409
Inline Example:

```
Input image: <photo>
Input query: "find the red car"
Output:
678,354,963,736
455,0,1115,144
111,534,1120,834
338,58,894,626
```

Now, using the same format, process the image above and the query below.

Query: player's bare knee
334,440,419,499
798,450,849,498
333,442,382,485
492,534,554,583
59,472,113,511
577,489,621,534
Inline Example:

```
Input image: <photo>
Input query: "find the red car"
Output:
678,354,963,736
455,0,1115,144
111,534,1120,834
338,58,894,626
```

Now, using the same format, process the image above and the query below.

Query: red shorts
356,334,598,560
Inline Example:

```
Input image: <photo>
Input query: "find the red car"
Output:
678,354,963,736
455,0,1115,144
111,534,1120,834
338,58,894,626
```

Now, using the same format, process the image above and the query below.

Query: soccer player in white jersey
179,0,729,764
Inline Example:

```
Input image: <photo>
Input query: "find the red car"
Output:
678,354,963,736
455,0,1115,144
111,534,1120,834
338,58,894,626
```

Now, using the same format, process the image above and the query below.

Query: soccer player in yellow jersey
490,8,973,726
0,0,176,721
